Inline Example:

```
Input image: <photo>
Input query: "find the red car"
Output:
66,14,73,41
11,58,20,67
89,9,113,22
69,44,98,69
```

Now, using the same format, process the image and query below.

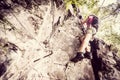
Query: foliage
64,0,99,13
64,0,98,7
98,13,120,55
105,32,120,55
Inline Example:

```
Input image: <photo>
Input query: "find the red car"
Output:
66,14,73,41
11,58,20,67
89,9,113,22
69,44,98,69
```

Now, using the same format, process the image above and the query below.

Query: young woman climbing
71,15,99,62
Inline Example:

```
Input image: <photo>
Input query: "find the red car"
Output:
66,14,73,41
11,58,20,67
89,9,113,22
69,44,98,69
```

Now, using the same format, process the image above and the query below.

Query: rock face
0,38,18,77
0,0,120,80
90,38,120,80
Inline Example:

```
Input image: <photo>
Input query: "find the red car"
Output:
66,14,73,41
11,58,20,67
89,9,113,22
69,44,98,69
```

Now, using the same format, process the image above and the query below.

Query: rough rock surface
90,38,120,80
0,0,120,80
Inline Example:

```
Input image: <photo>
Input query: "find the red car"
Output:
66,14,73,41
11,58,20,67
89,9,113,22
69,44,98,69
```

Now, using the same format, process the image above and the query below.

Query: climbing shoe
84,52,93,59
70,52,84,63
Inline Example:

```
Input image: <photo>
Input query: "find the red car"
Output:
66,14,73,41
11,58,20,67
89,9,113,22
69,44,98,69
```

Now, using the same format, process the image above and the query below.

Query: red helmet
87,15,99,31
86,16,94,26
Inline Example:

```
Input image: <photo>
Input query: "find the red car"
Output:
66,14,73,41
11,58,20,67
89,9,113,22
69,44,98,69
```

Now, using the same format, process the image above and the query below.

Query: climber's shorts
86,27,96,35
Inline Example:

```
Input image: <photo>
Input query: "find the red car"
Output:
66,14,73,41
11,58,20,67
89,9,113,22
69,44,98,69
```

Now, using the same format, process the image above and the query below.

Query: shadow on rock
0,38,18,77
90,38,120,80
0,63,6,77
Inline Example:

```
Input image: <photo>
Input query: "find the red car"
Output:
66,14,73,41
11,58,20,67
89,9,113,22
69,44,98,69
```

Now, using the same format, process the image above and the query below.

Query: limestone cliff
0,0,120,80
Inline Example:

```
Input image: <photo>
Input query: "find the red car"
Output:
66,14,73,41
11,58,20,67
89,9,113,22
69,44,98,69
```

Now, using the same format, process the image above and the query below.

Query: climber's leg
78,31,92,52
71,28,93,62
77,28,92,59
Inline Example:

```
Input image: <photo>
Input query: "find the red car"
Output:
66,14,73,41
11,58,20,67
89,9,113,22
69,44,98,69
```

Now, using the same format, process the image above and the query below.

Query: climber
71,15,99,62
